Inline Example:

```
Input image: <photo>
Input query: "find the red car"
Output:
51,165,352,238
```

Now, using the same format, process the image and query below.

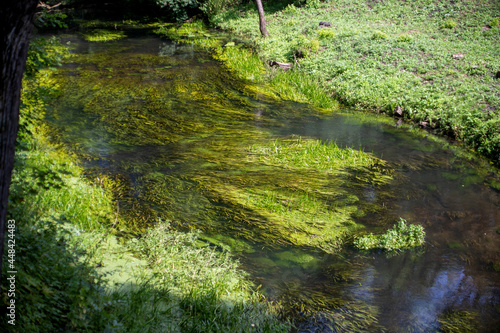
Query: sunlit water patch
47,33,500,332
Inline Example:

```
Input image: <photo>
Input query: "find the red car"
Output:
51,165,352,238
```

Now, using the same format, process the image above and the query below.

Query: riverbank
211,0,500,166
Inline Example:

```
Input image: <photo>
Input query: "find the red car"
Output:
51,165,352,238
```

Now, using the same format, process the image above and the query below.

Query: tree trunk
0,0,37,284
255,0,269,37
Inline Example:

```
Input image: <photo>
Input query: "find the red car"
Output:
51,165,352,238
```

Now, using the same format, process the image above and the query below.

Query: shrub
156,0,199,22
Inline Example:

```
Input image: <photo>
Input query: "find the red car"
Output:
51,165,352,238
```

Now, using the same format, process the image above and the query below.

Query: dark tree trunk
0,0,37,283
255,0,269,37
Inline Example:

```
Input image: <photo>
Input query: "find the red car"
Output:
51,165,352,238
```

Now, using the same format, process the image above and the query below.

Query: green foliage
305,0,321,9
156,0,199,21
213,44,266,82
135,222,289,332
317,28,336,40
489,17,499,28
25,37,69,77
441,19,457,29
284,3,298,15
354,218,425,252
397,33,413,42
199,0,238,20
0,220,108,332
372,30,388,40
35,11,68,30
213,0,500,165
294,36,320,58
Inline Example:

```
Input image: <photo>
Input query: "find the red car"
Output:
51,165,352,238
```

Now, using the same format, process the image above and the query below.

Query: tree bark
255,0,269,37
0,0,37,284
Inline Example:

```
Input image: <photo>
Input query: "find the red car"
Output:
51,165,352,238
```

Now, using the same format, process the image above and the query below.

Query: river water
47,33,500,332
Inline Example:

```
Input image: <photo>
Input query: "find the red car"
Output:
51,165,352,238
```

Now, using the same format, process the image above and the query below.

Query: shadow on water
47,33,500,332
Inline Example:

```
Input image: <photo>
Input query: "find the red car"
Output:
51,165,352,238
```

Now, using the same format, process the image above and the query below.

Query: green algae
438,310,481,333
82,29,126,42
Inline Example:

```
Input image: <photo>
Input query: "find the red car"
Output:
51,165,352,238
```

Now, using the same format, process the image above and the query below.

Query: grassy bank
211,0,500,165
1,38,288,332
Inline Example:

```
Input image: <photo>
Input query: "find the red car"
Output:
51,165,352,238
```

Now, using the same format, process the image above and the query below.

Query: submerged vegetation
1,33,288,332
82,29,126,42
47,31,395,257
4,2,499,329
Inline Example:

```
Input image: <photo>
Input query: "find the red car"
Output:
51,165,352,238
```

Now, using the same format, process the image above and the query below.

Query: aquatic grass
270,69,339,110
181,136,393,253
354,218,426,252
154,21,341,111
213,44,266,82
82,29,127,42
4,48,288,332
438,310,481,333
247,136,379,172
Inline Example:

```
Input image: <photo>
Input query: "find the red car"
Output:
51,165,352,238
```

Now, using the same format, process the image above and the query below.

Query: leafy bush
199,0,238,18
354,218,425,252
35,11,68,30
156,0,199,21
25,37,69,77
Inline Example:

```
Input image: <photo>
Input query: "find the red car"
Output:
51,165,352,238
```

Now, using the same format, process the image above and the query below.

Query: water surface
48,33,500,332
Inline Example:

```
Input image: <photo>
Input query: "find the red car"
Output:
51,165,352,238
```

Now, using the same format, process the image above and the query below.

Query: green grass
212,0,500,165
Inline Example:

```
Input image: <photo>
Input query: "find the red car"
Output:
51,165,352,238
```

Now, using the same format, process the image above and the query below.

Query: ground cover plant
212,0,500,166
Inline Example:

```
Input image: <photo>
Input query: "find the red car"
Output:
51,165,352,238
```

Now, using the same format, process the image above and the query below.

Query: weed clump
372,30,388,40
354,218,425,252
488,17,499,28
397,34,413,43
441,19,457,29
317,28,336,39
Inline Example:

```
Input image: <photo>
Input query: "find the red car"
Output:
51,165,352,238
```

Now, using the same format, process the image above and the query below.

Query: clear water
48,34,500,332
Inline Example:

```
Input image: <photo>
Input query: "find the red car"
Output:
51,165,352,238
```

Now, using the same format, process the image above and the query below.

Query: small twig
293,54,301,68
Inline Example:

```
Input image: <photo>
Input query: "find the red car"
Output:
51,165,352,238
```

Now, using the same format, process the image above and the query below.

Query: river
47,32,500,332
